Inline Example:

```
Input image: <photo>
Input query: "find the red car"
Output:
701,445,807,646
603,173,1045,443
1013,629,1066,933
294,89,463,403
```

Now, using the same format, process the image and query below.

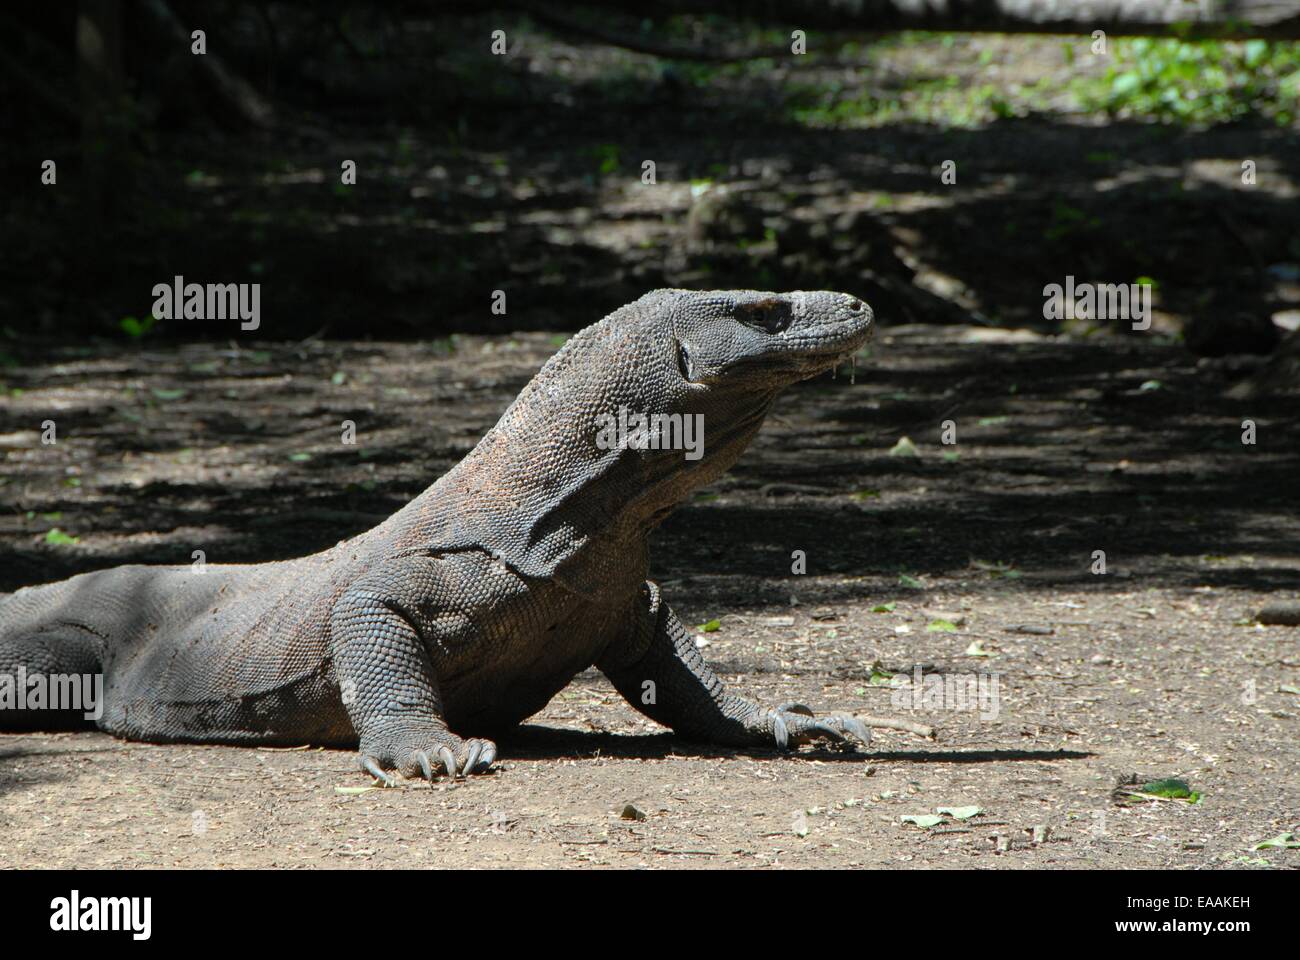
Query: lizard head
666,289,873,390
455,289,875,571
585,288,873,523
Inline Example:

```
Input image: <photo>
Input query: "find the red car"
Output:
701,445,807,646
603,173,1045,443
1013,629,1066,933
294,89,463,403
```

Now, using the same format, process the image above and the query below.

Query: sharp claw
463,741,483,774
811,720,847,743
414,749,434,782
438,746,459,779
361,756,397,787
776,702,815,716
842,717,872,746
772,711,790,749
478,742,497,771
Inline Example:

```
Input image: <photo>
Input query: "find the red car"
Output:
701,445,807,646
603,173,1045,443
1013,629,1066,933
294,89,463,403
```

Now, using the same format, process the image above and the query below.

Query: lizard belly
404,548,637,736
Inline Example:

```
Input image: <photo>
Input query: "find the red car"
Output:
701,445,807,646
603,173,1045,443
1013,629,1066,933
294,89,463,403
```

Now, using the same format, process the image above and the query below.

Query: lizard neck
384,327,775,593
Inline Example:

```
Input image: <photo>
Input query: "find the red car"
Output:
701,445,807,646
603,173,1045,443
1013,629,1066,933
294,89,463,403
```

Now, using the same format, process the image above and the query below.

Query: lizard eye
676,339,694,381
741,302,791,334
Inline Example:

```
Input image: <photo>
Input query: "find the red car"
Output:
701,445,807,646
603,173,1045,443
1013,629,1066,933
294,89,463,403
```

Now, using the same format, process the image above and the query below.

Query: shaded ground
6,24,1299,345
1,326,1297,868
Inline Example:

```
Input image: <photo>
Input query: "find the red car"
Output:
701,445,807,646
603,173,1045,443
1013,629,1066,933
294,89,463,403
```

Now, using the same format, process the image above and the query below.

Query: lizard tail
0,585,106,731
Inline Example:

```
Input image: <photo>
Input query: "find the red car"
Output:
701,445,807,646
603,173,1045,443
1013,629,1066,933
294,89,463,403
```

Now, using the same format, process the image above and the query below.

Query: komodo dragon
1,289,896,784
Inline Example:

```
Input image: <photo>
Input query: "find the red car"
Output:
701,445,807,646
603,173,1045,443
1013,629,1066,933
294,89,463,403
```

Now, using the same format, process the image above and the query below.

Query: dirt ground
2,18,1299,870
1,326,1297,869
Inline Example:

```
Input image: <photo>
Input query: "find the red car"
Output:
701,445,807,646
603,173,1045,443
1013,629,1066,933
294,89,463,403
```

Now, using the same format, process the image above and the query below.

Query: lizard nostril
849,299,864,312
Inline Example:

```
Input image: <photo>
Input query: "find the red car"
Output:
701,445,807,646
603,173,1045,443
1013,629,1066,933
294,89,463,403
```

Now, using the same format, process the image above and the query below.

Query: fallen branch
517,3,792,62
542,0,1300,42
140,0,274,128
858,714,937,739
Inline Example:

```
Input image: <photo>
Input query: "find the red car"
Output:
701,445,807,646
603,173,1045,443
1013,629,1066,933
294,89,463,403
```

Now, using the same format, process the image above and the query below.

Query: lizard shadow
501,725,1094,764
0,744,82,797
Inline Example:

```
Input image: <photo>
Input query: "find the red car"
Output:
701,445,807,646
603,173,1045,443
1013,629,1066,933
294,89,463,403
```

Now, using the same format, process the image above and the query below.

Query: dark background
3,1,1299,356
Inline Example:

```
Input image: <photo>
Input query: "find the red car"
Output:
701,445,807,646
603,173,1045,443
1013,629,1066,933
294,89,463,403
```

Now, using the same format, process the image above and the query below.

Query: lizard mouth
793,351,861,380
783,321,874,375
715,325,871,384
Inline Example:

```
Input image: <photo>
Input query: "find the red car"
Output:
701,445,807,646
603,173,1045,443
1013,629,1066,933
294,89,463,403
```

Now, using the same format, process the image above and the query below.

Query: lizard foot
358,727,496,786
752,703,872,752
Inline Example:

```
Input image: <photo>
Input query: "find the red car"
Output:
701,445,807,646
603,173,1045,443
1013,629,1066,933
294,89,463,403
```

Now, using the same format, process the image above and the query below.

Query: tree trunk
77,0,128,230
558,0,1300,40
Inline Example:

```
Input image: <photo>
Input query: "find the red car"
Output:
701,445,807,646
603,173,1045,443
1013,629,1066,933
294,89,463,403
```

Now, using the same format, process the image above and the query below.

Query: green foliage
1081,37,1300,125
1045,200,1103,242
1138,778,1198,800
789,86,901,127
119,315,156,339
780,33,1298,130
591,144,621,176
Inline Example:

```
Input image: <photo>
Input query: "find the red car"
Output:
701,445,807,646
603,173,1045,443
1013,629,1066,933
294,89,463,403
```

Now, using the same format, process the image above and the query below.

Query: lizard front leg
330,565,495,784
598,582,873,751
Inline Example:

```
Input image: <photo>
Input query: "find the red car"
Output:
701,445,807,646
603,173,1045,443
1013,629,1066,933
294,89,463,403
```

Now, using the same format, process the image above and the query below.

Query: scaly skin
0,289,876,784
